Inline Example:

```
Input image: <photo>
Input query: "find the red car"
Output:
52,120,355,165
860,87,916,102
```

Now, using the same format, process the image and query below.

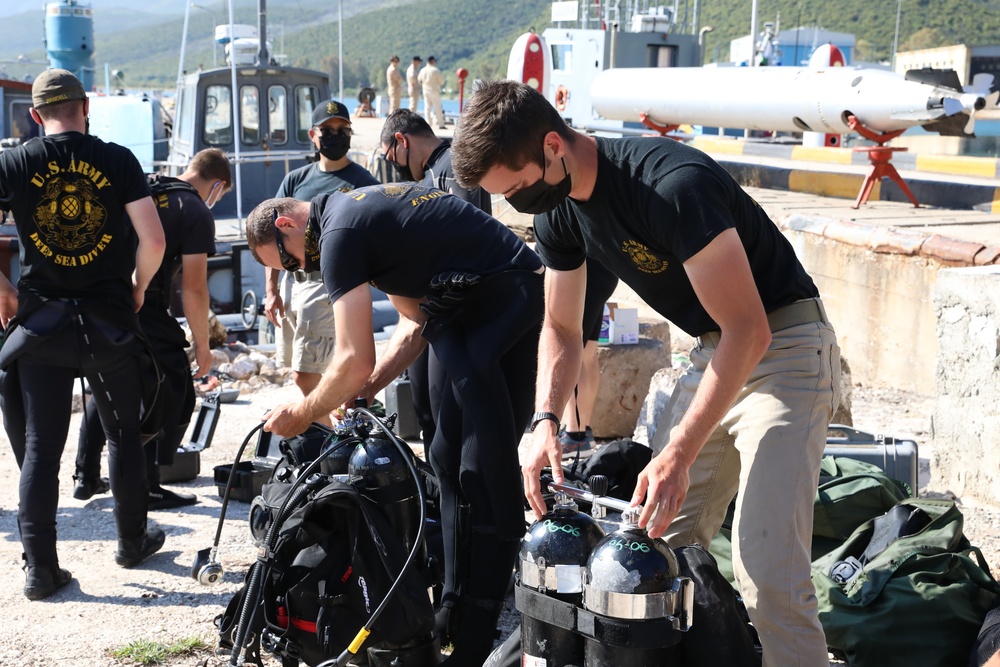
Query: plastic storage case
825,424,920,495
213,427,281,503
159,392,221,484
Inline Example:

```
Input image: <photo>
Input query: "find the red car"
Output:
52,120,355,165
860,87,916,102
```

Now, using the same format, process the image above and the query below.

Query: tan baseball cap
32,68,86,108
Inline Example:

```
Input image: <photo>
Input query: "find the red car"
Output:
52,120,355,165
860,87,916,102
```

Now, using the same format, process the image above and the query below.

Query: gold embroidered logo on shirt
622,239,668,274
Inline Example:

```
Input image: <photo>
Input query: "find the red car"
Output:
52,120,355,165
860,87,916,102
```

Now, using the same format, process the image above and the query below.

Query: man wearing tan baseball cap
0,68,168,600
30,67,87,108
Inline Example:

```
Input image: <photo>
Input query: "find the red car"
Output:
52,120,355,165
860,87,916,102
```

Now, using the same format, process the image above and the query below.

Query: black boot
148,485,197,510
73,474,110,501
439,598,503,667
115,526,166,568
23,562,73,600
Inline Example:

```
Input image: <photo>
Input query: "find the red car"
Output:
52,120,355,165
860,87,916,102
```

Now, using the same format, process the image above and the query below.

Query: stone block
931,266,1000,508
592,337,671,439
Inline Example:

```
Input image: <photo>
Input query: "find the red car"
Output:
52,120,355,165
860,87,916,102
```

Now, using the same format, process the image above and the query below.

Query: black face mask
387,138,415,182
506,157,572,214
318,130,351,161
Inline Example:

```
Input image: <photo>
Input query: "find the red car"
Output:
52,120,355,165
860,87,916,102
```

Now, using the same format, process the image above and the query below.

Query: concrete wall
782,225,939,393
931,266,1000,506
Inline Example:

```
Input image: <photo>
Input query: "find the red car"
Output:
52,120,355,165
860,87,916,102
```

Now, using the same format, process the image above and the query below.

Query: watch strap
530,411,560,432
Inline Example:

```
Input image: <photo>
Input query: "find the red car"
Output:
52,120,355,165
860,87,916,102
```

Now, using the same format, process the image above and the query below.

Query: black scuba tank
519,490,606,667
582,509,690,666
348,430,422,555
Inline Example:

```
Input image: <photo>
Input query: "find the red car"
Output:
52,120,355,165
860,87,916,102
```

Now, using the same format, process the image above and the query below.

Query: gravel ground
0,375,996,667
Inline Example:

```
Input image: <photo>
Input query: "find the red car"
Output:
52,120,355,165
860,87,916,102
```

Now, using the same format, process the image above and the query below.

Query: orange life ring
555,85,569,111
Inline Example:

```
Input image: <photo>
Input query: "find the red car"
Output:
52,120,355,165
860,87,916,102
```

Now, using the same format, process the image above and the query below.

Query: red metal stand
847,115,920,209
639,112,680,136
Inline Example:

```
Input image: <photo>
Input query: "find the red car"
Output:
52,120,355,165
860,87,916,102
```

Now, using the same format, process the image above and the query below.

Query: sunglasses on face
272,209,301,272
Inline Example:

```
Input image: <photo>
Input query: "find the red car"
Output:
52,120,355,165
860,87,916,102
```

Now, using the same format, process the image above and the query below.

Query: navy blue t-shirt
313,184,540,302
534,136,818,336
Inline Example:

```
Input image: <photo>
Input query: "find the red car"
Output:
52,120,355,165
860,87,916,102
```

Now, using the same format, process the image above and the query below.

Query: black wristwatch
529,411,560,432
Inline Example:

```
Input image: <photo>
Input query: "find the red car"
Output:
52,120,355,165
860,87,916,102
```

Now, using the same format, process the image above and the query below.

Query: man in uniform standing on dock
406,55,422,112
418,56,446,129
452,80,841,667
386,55,403,114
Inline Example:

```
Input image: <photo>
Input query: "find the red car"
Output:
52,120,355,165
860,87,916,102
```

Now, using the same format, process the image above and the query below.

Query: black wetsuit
75,174,216,480
308,185,542,663
0,131,154,565
408,140,494,448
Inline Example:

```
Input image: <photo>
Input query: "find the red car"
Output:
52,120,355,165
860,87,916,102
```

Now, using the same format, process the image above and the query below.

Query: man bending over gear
245,185,543,666
263,99,378,411
451,80,841,667
73,148,232,510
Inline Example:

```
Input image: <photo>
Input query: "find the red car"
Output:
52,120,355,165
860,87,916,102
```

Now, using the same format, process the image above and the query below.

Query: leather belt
766,298,824,333
292,271,322,283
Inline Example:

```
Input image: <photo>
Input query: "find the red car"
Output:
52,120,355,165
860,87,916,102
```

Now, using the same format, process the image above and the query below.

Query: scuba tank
583,508,691,667
348,426,423,556
318,420,358,476
519,489,607,666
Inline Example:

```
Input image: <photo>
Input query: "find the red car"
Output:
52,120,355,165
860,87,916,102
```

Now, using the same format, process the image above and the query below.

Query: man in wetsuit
263,100,378,409
245,185,543,665
378,108,493,446
72,148,232,509
0,69,167,600
452,80,841,667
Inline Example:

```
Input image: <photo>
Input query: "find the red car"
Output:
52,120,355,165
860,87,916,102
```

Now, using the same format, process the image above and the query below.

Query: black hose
228,423,360,666
317,407,429,667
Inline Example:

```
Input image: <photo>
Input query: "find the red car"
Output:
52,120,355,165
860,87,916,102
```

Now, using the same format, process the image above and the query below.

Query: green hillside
5,0,1000,91
698,0,1000,65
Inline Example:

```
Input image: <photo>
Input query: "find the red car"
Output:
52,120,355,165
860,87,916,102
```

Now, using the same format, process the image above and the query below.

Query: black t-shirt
422,140,493,215
0,132,151,309
534,136,818,337
145,175,217,302
276,161,379,200
313,184,540,302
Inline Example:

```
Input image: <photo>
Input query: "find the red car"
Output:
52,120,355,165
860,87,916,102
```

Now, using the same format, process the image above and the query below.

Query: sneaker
115,526,166,568
23,563,73,600
148,486,198,511
558,428,594,459
73,475,111,501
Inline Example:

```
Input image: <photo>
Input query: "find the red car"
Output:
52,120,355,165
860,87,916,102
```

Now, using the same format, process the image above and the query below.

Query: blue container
45,1,95,91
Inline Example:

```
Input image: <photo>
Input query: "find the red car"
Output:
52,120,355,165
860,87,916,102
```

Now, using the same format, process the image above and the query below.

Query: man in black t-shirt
0,69,168,600
378,109,494,449
452,81,841,667
72,148,232,510
245,186,543,666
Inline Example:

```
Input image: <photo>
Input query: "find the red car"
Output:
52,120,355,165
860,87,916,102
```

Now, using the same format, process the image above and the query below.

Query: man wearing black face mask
264,100,379,405
453,81,841,667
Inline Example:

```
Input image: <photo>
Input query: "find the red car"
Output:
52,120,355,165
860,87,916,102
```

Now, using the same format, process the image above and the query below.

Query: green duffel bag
710,456,911,583
813,498,1000,667
811,456,912,560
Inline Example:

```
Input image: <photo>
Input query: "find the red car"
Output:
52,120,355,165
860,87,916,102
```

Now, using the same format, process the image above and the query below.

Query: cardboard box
609,307,639,344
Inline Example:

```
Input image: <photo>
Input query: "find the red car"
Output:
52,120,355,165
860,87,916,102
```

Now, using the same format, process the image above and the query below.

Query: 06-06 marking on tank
543,519,581,537
608,538,651,553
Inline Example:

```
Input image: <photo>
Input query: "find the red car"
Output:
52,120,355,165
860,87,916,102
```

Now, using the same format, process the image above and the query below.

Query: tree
900,27,951,52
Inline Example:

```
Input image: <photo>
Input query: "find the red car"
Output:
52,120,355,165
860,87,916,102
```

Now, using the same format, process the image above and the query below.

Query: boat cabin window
268,85,287,145
203,84,233,146
8,100,39,142
295,85,320,143
240,85,260,145
551,44,573,72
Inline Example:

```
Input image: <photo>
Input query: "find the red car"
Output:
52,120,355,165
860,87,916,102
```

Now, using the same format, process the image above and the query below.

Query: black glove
419,271,481,319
